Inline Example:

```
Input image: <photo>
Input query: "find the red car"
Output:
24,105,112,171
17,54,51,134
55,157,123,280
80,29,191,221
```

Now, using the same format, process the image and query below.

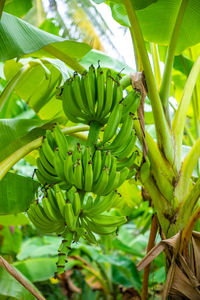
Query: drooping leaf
0,266,41,300
0,172,39,215
80,49,134,73
0,12,91,66
3,0,32,18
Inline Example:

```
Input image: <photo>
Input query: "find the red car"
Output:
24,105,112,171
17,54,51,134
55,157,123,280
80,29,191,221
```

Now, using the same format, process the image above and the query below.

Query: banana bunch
63,145,131,195
62,65,124,125
27,184,127,276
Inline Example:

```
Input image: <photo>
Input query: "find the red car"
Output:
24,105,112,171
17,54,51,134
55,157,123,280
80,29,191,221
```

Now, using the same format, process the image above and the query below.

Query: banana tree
1,0,200,299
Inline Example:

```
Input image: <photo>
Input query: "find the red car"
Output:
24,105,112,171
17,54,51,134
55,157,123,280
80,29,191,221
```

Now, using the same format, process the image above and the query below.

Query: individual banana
112,132,136,160
89,214,127,228
42,196,59,222
92,166,109,195
83,148,93,192
64,152,75,185
72,191,81,216
111,76,123,110
115,167,129,189
42,138,55,164
85,217,118,235
83,72,95,115
73,159,83,190
53,150,66,181
102,102,123,144
102,157,117,195
96,66,105,117
53,126,68,159
92,149,102,182
121,90,141,120
117,151,137,170
64,203,77,231
104,113,134,151
38,147,56,176
37,158,61,184
54,185,66,217
71,74,89,115
100,69,113,119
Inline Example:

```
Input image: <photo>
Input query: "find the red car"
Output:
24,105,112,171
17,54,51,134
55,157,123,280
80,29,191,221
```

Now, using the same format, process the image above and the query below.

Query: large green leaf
0,226,22,255
0,267,41,300
0,12,90,68
0,172,39,215
109,0,200,54
3,59,68,119
80,49,134,73
4,0,32,18
0,213,29,226
0,118,52,162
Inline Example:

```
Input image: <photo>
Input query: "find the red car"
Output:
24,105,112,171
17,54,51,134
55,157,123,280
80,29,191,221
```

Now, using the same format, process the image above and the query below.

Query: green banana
104,114,134,151
92,167,109,195
93,150,102,182
115,167,129,189
83,72,95,115
102,157,117,195
122,90,141,120
73,159,83,190
64,152,75,185
42,138,55,164
45,130,56,150
102,102,123,144
85,217,117,235
62,79,85,123
111,77,123,110
42,197,59,222
53,126,68,159
117,151,137,170
64,203,76,231
37,158,60,184
54,185,66,217
39,148,56,176
89,214,127,227
83,148,93,192
72,191,81,216
71,74,88,114
53,150,65,181
96,66,105,117
100,69,113,119
112,132,136,160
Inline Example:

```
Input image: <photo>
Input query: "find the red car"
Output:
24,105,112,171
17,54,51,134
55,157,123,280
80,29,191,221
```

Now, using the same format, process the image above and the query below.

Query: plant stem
176,177,200,230
119,74,131,89
175,136,200,200
150,43,161,89
0,125,89,181
160,0,189,116
173,54,200,171
143,176,171,234
122,0,174,165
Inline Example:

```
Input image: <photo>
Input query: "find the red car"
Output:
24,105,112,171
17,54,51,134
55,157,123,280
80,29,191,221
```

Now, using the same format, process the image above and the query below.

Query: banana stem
56,230,74,276
122,0,174,165
0,125,89,181
86,121,102,148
